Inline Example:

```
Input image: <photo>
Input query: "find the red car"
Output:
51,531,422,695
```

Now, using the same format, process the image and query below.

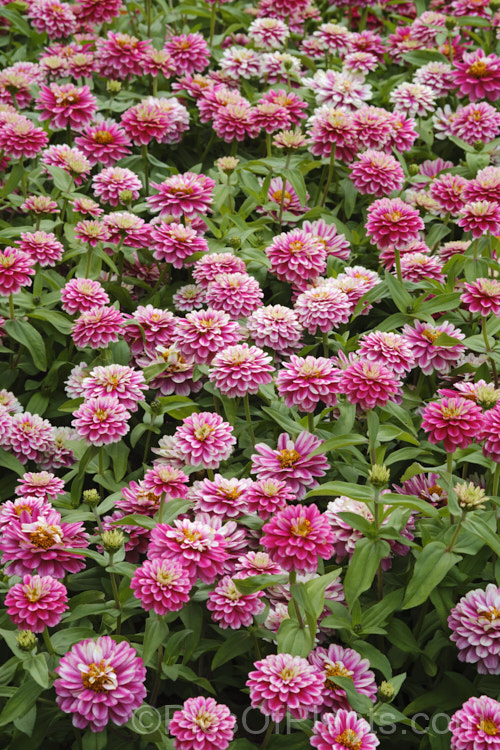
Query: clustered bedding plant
0,0,500,748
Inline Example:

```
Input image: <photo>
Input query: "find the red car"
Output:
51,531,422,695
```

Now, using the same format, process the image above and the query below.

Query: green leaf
234,574,289,595
143,617,169,665
302,569,342,618
464,513,500,556
22,653,49,689
29,308,73,335
352,640,392,680
111,513,156,530
261,406,302,435
344,538,391,608
44,164,74,193
306,482,372,500
328,676,373,714
211,631,252,670
51,628,97,654
385,619,421,653
361,589,404,630
432,332,465,347
0,678,45,727
385,272,413,313
0,447,25,476
4,319,47,371
276,617,314,658
403,541,462,610
309,434,367,456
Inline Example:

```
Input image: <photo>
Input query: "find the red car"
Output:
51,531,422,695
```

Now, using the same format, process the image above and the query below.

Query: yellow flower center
289,240,304,253
0,255,15,268
182,528,203,542
194,424,214,441
25,580,44,602
279,666,300,682
28,524,63,549
156,568,175,586
335,729,362,750
468,60,488,78
477,719,498,736
278,448,301,468
94,409,108,421
385,210,402,222
80,660,117,693
194,710,213,730
93,130,114,145
477,608,500,622
291,517,311,537
422,328,440,343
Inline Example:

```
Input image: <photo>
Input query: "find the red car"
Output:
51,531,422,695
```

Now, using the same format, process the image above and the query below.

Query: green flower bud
102,529,125,553
369,464,390,488
119,189,133,204
378,681,395,702
83,489,100,508
408,164,419,176
227,237,241,249
474,140,484,152
107,80,122,93
444,16,456,30
17,630,37,652
150,399,162,412
454,481,489,511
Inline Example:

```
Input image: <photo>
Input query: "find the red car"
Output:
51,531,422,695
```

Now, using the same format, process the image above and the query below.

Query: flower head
5,574,68,632
366,198,424,249
247,305,303,356
207,576,265,629
449,695,500,750
209,343,274,398
174,412,236,469
454,49,500,102
421,397,485,453
176,308,241,364
82,365,147,411
338,359,402,410
72,396,130,446
169,697,236,750
262,503,335,573
311,710,379,750
276,355,339,413
402,320,466,375
458,200,500,238
61,278,110,315
266,228,326,285
72,306,124,349
351,150,404,197
0,246,35,296
37,83,97,130
130,558,192,615
147,172,215,218
309,644,377,711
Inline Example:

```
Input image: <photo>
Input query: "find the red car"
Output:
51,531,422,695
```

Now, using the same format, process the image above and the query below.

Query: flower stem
307,412,315,434
158,491,166,524
84,246,92,277
320,147,336,208
394,246,402,283
98,447,105,501
288,570,305,628
446,511,465,553
266,132,272,159
260,721,275,750
142,144,149,195
209,2,217,46
108,552,122,635
42,628,55,654
482,319,499,388
8,293,14,320
322,331,329,357
446,452,454,476
493,463,500,498
243,394,256,447
372,489,383,600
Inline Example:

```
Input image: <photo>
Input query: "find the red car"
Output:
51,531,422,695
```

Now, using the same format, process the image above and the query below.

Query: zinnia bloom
338,359,402,410
152,222,208,268
176,308,241,364
294,284,351,334
130,558,192,615
61,278,110,314
205,272,263,319
453,49,500,102
261,503,335,573
147,172,215,218
174,412,236,469
481,405,500,462
190,474,251,518
74,120,132,167
311,710,379,750
193,252,246,288
247,305,303,356
265,229,326,285
6,411,54,464
5,574,68,632
276,355,339,413
72,306,124,349
54,636,146,732
0,246,36,296
365,198,424,248
461,278,500,317
458,200,500,238
209,343,274,398
96,32,152,79
448,584,500,674
82,365,147,411
207,576,265,629
358,331,415,376
421,397,485,453
37,83,97,130
92,167,142,207
402,320,466,375
247,653,324,722
0,117,48,159
72,396,130,446
429,173,468,215
16,471,65,501
309,645,377,712
169,697,236,750
164,33,210,75
142,464,189,498
350,150,404,197
18,231,64,267
251,432,329,500
244,478,295,519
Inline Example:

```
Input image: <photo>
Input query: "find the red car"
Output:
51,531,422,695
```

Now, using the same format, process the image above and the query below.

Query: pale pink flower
92,167,142,207
72,306,124,349
174,412,236,469
402,320,466,375
193,252,246,288
247,305,303,356
276,355,339,413
209,343,274,398
16,472,64,501
176,308,241,364
358,331,415,375
72,396,130,446
294,284,351,334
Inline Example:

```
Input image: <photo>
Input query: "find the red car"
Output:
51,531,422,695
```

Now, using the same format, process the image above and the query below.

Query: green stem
145,0,152,35
446,512,465,553
43,627,55,655
142,144,149,195
209,1,217,46
98,447,104,501
446,452,454,476
307,412,315,434
150,640,164,706
493,463,500,498
243,394,256,447
482,319,499,388
84,246,92,277
93,506,104,534
372,489,383,600
394,246,402,283
207,468,215,481
288,570,305,628
260,721,275,750
108,552,122,635
266,132,272,159
8,293,14,320
322,331,329,357
143,428,153,464
115,236,125,286
320,146,336,207
158,491,166,524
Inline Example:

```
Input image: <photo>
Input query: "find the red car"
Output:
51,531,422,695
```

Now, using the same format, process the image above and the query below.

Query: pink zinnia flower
245,478,295,519
0,506,88,578
74,120,132,167
213,102,261,142
164,33,210,75
123,304,177,356
74,0,122,24
174,412,236,469
72,396,130,446
276,355,339,413
0,246,35,296
18,230,63,267
5,574,68,632
338,359,402,410
148,518,228,584
207,576,265,629
0,495,48,530
82,364,147,411
54,636,146,732
400,252,444,283
247,653,324,722
92,167,142,207
176,308,241,364
74,220,111,247
260,89,308,126
402,320,466,375
454,49,500,102
451,102,500,145
350,150,405,197
16,471,64,501
173,284,206,312
458,200,500,238
72,198,103,218
61,278,110,314
390,82,436,117
72,306,124,349
252,432,329,500
307,106,357,163
463,166,500,204
27,0,76,38
366,198,424,249
448,584,500,674
190,475,251,518
294,284,351,334
42,144,91,186
261,177,308,223
152,222,208,268
121,99,170,145
266,228,326,285
142,464,189,498
96,32,152,79
130,558,191,615
37,83,97,130
0,117,48,159
169,697,235,750
429,173,468,215
193,252,246,288
205,272,263,319
309,644,377,711
249,18,290,50
421,397,485,453
461,278,500,317
247,305,303,356
209,343,274,398
235,550,284,577
311,710,379,750
450,695,500,750
148,172,215,218
6,412,54,464
261,503,334,573
21,195,59,215
481,405,500,462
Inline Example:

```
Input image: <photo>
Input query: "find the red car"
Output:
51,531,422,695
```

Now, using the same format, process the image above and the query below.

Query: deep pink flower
400,252,444,283
266,228,326,285
402,320,466,375
21,195,59,215
61,278,110,314
82,365,147,411
72,306,124,349
74,120,132,167
209,343,274,398
72,198,103,218
18,231,63,267
259,89,307,125
152,222,208,268
463,166,500,204
148,518,228,584
130,558,191,615
458,200,500,238
54,636,146,732
39,426,76,471
5,574,68,632
96,32,152,79
74,0,122,24
307,106,357,163
358,330,415,375
37,83,97,130
121,99,171,145
276,355,339,413
123,305,177,356
461,278,500,317
448,584,500,674
450,102,500,145
72,396,130,446
207,576,265,629
0,506,88,578
449,695,500,750
193,252,246,288
42,144,91,186
174,412,236,469
27,0,76,37
0,246,35,296
169,697,236,750
142,464,189,498
429,173,468,215
366,198,424,248
261,503,334,573
0,495,49,530
294,284,351,334
190,475,251,518
140,344,200,398
6,412,54,464
0,117,48,159
309,644,377,711
311,710,379,750
247,305,303,356
351,150,404,197
164,33,210,75
205,272,263,319
16,471,65,501
214,102,261,142
176,308,241,364
480,405,500,462
338,359,402,410
421,397,485,453
247,653,324,722
147,172,215,218
251,431,329,500
454,49,500,102
244,478,295,519
92,167,142,207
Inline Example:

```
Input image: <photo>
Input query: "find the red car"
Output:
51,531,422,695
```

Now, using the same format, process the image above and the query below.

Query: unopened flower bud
17,630,37,652
107,80,122,93
475,384,500,409
408,164,419,176
119,189,133,204
228,236,241,249
150,399,162,412
102,529,125,553
216,156,239,175
445,16,456,30
474,140,484,152
369,464,390,488
454,481,489,511
83,489,100,508
284,59,294,71
32,295,41,305
378,681,395,702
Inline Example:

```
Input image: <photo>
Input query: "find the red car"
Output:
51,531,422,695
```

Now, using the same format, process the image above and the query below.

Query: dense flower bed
0,0,500,748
